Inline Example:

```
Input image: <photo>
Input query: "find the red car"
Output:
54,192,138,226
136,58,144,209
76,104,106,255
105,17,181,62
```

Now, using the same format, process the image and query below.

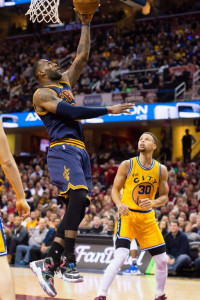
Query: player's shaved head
142,132,158,146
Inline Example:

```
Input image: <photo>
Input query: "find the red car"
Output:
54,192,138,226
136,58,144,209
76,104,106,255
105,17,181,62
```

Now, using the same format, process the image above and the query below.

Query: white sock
132,258,137,265
97,247,129,297
153,253,167,298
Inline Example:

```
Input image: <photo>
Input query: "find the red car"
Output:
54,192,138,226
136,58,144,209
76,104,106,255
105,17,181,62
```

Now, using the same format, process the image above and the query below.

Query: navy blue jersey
33,81,84,144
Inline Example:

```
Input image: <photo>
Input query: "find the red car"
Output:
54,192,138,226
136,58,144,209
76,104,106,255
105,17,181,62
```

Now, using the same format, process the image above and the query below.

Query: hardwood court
12,267,199,300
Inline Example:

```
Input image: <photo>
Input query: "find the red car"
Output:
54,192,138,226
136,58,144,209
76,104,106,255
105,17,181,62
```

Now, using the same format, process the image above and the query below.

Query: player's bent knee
114,247,130,266
153,252,167,270
64,189,89,231
68,189,89,207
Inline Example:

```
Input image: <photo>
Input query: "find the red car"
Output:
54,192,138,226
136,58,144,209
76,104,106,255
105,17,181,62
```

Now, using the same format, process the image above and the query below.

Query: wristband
82,23,90,27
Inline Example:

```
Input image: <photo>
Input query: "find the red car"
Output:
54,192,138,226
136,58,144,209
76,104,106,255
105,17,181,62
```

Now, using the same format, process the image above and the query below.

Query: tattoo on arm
65,26,91,87
34,89,61,114
77,26,90,57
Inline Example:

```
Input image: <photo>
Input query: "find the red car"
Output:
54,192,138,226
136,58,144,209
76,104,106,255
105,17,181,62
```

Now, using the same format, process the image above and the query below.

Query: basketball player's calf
149,245,168,300
30,189,88,297
56,189,88,282
95,239,130,300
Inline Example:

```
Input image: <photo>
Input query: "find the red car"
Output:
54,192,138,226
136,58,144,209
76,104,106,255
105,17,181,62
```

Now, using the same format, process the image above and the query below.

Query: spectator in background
90,216,103,234
14,218,48,265
192,216,200,235
182,129,196,163
29,217,61,262
177,216,185,231
183,221,200,242
105,159,118,187
0,194,8,213
7,199,17,215
79,214,92,228
26,211,38,235
1,211,8,224
7,216,29,264
48,213,58,229
159,220,168,237
5,213,15,230
189,213,197,227
165,220,191,275
102,217,115,234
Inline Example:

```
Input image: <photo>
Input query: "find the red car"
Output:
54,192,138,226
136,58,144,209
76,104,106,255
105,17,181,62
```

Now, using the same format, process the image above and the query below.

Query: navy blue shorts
47,144,92,201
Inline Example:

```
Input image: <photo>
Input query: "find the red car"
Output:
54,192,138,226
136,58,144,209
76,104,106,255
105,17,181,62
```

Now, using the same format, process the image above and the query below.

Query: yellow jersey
121,156,161,211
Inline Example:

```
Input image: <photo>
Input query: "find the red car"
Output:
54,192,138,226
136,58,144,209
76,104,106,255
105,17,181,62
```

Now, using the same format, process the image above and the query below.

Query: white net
26,0,62,23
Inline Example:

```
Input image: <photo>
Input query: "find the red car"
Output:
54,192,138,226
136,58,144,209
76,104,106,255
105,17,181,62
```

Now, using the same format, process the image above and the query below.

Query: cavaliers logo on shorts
63,165,70,182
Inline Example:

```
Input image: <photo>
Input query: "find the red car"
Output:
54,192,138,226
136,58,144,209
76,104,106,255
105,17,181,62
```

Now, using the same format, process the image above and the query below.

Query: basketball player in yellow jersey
95,132,169,300
0,118,30,300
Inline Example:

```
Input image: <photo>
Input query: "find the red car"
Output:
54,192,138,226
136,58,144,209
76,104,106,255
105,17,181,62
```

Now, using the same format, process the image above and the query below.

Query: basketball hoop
26,0,62,23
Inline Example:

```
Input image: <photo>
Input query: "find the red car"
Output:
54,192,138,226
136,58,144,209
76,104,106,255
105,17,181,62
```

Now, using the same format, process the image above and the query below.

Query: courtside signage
75,243,154,274
1,100,200,128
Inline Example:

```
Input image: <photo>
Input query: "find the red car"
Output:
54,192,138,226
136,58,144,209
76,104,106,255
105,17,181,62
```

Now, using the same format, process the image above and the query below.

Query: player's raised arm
112,160,130,216
152,165,169,208
61,12,94,87
34,88,134,118
0,119,30,220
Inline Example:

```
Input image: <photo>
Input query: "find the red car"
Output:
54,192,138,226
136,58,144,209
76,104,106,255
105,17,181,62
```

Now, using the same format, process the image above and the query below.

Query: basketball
73,0,100,15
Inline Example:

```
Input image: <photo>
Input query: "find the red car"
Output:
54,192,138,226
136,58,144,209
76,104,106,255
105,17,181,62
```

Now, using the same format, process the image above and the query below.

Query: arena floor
13,267,200,300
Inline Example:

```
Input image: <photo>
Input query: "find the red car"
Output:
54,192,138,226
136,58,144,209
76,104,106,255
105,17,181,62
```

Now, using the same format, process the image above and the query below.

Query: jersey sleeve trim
159,163,162,179
59,81,71,88
127,158,133,178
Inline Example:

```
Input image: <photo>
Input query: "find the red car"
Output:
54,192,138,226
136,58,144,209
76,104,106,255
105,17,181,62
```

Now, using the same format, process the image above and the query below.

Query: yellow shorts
116,209,165,251
0,216,7,256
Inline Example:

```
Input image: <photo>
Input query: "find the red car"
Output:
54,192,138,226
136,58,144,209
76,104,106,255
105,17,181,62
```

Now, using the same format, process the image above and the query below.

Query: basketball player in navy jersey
29,10,133,297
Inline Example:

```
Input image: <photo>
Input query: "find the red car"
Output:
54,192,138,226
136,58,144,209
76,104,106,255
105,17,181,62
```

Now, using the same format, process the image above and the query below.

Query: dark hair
142,132,158,146
32,60,41,81
170,220,179,226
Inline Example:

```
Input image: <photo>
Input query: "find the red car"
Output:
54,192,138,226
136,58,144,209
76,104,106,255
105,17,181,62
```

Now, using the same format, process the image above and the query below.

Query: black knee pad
63,189,88,231
150,244,166,256
116,238,130,250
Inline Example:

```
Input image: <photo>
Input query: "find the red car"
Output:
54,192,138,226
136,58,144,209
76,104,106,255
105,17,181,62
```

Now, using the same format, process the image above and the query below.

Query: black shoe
58,254,83,282
30,257,57,297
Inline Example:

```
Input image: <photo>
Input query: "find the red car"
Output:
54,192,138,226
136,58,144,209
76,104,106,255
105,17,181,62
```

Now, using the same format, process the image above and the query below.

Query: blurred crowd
0,13,200,113
0,140,199,273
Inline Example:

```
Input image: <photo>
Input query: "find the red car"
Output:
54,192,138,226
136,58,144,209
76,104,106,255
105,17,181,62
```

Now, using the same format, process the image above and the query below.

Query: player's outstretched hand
16,198,30,220
75,9,94,24
107,103,134,115
117,203,129,216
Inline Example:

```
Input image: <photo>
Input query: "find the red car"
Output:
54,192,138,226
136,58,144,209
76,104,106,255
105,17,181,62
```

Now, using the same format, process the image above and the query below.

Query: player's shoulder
159,164,168,178
118,159,132,173
34,87,52,96
33,87,56,103
120,158,132,167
